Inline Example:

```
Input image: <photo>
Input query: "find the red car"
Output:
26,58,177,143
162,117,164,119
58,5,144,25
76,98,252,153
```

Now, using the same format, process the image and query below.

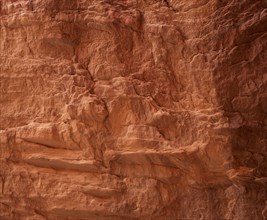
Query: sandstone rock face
0,0,267,219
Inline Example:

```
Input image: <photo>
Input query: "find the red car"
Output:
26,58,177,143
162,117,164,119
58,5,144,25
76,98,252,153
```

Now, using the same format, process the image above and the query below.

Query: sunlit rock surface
0,0,267,219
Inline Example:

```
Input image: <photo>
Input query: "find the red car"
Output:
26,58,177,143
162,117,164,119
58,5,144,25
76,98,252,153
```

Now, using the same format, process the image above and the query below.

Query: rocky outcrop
0,0,267,219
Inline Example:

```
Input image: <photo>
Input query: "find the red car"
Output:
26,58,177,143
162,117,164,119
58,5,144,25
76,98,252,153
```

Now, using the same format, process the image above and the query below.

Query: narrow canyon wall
0,0,267,219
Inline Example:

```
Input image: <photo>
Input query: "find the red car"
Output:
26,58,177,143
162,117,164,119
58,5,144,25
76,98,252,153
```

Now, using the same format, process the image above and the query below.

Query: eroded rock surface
0,0,267,219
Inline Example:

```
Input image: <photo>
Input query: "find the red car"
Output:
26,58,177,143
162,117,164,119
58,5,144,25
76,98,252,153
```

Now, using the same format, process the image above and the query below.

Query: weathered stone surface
0,0,266,219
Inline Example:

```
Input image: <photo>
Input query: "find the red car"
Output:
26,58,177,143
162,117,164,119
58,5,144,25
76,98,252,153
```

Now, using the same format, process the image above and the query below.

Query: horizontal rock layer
0,0,267,219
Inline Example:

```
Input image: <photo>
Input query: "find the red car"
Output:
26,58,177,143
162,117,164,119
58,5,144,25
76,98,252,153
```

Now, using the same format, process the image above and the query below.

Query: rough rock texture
0,0,267,219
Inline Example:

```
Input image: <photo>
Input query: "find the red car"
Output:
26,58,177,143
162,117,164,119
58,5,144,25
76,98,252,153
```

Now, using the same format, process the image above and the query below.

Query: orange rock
0,0,266,219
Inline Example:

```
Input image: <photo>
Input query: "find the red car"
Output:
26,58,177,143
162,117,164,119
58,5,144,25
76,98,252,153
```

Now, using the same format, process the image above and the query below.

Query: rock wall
0,0,267,219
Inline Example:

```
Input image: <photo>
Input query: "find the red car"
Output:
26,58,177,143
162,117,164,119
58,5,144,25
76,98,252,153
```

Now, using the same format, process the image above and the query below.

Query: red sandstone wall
0,0,267,219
